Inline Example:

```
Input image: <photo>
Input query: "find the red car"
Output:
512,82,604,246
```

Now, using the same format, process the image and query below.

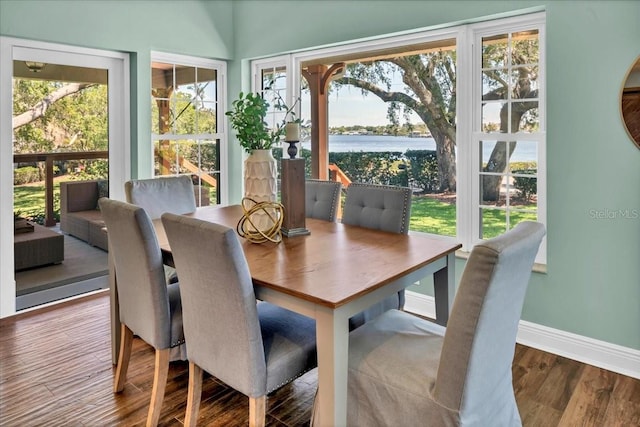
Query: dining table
109,204,461,426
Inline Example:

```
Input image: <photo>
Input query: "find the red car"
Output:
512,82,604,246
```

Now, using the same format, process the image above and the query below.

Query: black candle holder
286,140,299,159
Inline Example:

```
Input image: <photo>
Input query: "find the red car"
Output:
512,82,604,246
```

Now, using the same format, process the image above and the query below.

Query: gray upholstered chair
342,182,412,329
98,198,185,427
124,175,197,219
161,213,317,427
125,175,197,284
344,221,546,426
305,179,342,221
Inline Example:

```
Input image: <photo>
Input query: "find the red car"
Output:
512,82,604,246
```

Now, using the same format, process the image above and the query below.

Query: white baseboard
405,291,640,380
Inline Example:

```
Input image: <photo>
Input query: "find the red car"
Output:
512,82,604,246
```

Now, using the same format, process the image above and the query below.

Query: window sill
455,249,547,274
409,231,547,274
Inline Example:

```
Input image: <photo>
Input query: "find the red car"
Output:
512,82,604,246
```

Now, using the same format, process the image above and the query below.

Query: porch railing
13,151,108,226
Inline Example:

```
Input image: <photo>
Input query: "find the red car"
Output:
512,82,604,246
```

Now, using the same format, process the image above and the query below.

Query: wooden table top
153,205,461,309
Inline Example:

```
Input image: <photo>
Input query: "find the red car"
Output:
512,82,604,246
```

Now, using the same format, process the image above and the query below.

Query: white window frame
150,51,228,205
0,37,130,317
252,55,297,116
251,55,298,160
465,14,547,264
251,12,546,264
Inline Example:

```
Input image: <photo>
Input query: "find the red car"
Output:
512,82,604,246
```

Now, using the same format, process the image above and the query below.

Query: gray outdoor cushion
345,221,546,426
305,179,342,221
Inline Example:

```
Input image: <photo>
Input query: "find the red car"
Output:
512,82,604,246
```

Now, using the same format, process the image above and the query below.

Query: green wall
231,0,640,350
2,1,639,350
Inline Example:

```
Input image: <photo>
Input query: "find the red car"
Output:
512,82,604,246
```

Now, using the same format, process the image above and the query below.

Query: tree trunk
481,104,530,201
12,83,96,129
337,73,458,192
432,129,456,192
481,141,516,201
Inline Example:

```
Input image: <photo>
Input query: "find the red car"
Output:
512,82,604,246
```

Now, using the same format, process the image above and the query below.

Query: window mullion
457,26,475,251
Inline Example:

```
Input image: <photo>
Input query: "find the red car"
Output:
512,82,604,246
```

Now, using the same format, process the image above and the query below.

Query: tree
331,34,539,199
479,35,539,201
12,82,96,130
333,51,457,192
12,79,108,183
12,79,106,154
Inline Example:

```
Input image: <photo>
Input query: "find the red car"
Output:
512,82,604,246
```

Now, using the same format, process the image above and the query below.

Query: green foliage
12,80,55,153
151,88,217,135
52,85,108,151
13,80,108,153
404,150,439,193
14,183,61,225
509,161,537,170
71,160,109,181
226,91,298,154
176,90,217,134
274,148,440,193
513,169,537,202
13,167,41,185
328,151,405,185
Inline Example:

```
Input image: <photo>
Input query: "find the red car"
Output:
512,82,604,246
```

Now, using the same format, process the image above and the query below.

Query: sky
327,87,396,127
300,76,423,128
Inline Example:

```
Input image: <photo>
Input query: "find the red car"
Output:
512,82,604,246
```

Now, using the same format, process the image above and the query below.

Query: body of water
300,134,537,162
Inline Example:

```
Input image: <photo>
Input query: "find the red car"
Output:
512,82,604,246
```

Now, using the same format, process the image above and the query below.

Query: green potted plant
226,91,299,229
225,91,296,154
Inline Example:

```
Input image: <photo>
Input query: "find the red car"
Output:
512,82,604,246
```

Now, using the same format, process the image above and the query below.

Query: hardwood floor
1,291,638,426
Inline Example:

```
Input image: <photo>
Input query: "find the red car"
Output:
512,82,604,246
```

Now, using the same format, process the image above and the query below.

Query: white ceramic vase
244,149,278,230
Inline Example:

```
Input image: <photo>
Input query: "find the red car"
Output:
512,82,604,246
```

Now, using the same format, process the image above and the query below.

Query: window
256,61,290,138
253,12,546,263
469,17,546,263
151,52,227,206
252,56,300,182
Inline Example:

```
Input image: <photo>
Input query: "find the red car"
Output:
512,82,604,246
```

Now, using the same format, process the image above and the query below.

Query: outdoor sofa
59,180,109,251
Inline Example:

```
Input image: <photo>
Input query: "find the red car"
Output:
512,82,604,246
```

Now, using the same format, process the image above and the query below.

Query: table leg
313,306,349,427
433,252,456,326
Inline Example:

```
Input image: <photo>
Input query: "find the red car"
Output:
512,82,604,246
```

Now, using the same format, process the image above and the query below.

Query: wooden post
44,156,55,226
302,63,344,180
152,88,173,175
280,158,309,237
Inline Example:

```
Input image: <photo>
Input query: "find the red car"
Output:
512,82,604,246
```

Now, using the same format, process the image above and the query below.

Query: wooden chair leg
113,323,133,393
184,362,203,427
249,395,266,427
146,348,170,427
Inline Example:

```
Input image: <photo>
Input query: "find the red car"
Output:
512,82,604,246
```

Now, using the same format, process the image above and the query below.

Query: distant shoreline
300,134,537,161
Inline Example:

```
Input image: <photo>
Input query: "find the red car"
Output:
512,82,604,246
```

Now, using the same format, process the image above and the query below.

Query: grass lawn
410,195,457,236
14,182,535,238
14,182,62,223
409,194,537,238
14,178,217,224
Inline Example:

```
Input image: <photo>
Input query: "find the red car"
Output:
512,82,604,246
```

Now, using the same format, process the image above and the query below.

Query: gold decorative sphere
236,197,284,244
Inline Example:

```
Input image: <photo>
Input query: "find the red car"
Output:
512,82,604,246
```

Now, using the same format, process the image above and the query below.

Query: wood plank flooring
1,291,638,426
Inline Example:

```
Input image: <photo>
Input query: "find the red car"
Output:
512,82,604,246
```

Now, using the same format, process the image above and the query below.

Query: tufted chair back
341,183,413,329
305,179,342,222
342,183,411,234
